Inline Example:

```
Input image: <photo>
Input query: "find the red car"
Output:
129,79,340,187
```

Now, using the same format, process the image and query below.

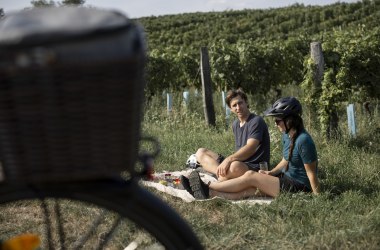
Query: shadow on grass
319,168,379,196
345,127,380,154
323,181,378,196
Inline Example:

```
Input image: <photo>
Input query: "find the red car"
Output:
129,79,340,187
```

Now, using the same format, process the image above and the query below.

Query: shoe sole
189,171,208,199
180,175,193,196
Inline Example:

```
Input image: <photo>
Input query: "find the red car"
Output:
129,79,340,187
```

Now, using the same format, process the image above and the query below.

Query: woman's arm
260,157,288,175
304,160,320,194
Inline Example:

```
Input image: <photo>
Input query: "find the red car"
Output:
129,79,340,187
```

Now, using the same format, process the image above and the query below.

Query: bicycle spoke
72,211,106,249
0,182,203,249
96,216,122,250
40,199,53,250
54,199,66,250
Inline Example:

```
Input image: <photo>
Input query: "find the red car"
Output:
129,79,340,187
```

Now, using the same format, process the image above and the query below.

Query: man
195,89,270,181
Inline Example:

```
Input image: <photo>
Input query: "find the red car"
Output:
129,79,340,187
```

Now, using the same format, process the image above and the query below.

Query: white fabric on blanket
140,169,273,205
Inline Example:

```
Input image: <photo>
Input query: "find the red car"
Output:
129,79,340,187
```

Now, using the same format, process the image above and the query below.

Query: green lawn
0,92,378,249
141,94,380,249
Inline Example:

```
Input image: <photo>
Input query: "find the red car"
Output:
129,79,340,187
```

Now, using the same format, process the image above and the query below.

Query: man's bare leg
219,161,249,181
195,148,220,174
195,148,250,181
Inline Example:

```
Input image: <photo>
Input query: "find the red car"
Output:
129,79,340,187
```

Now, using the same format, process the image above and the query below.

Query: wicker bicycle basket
0,7,146,183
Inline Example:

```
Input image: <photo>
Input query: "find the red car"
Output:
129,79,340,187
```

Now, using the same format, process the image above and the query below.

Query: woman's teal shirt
282,129,318,189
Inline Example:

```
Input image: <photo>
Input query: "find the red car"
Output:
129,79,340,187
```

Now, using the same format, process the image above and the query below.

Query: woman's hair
284,114,304,170
225,88,249,108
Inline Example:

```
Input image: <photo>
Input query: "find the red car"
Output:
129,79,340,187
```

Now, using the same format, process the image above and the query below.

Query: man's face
230,96,249,118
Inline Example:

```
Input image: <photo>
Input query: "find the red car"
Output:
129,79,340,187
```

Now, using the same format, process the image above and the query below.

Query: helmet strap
283,116,291,133
285,124,290,133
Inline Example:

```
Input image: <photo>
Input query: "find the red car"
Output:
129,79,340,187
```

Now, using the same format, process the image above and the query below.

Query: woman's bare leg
210,188,258,200
209,171,281,197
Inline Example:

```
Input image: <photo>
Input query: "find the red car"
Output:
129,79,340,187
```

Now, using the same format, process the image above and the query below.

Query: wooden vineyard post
200,47,215,127
311,42,339,139
310,42,324,89
309,42,324,130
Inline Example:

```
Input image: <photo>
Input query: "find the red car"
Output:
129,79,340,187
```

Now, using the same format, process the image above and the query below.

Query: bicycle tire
0,178,203,249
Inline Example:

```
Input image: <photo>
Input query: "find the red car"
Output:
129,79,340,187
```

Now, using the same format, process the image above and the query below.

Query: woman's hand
258,170,271,175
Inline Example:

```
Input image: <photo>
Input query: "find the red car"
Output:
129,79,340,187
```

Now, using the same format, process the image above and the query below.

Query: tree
30,0,56,7
175,51,200,90
146,49,182,96
30,0,85,7
61,0,85,5
209,40,243,92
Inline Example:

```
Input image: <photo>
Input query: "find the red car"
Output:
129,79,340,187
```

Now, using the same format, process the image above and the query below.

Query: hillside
138,1,380,53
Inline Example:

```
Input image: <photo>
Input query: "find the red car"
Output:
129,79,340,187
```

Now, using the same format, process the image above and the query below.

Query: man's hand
216,158,232,177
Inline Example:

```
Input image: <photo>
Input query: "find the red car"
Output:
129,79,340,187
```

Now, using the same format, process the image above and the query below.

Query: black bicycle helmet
264,97,302,117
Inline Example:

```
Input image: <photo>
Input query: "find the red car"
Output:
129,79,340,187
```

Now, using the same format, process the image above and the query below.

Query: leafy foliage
302,25,380,138
8,0,378,141
139,0,380,105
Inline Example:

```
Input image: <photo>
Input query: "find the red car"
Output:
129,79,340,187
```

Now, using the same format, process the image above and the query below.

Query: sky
1,0,360,18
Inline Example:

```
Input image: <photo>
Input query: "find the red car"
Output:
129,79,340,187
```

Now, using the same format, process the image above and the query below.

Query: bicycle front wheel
0,178,203,249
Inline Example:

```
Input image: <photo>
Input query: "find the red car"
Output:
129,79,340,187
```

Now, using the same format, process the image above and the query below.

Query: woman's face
274,117,286,133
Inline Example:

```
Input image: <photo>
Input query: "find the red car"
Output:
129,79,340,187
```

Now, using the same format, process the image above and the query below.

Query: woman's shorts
278,173,311,193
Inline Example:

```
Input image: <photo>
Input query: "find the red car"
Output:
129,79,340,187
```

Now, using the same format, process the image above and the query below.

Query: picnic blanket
140,169,273,205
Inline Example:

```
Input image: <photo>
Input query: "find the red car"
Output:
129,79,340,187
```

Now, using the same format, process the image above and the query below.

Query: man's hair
225,88,249,108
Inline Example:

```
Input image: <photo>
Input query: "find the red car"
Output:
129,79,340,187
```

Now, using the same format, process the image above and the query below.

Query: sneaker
186,154,201,169
189,171,209,199
180,175,194,196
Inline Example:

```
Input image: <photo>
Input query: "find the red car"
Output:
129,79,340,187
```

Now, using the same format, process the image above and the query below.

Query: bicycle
0,7,202,249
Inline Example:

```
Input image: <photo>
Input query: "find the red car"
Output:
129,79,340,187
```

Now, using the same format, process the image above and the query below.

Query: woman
182,97,320,199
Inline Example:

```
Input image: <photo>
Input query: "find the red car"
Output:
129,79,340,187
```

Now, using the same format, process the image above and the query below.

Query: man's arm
217,138,259,177
228,138,259,162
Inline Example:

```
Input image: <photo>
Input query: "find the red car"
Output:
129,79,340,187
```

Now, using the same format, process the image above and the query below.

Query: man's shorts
216,154,225,164
217,154,259,172
278,173,311,193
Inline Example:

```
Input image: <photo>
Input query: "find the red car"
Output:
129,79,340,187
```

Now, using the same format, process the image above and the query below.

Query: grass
140,92,380,249
0,91,379,249
0,199,159,249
